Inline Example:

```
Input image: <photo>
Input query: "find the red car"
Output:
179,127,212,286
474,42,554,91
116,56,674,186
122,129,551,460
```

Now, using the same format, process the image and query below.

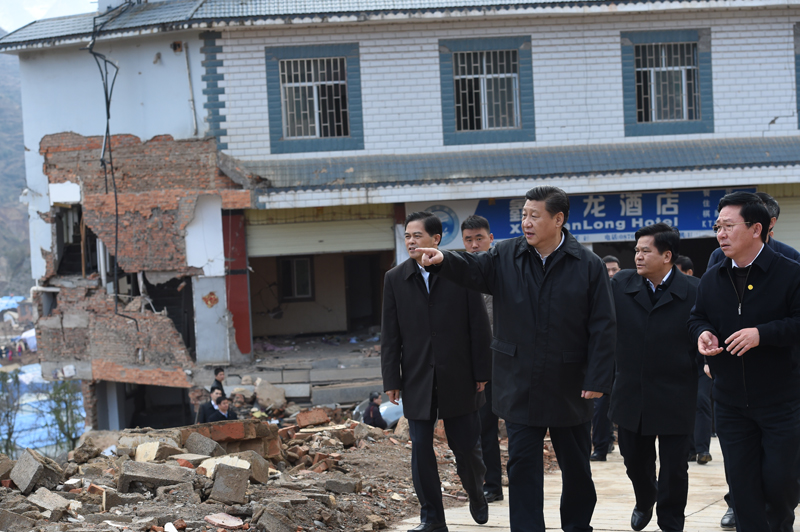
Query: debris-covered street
0,409,558,532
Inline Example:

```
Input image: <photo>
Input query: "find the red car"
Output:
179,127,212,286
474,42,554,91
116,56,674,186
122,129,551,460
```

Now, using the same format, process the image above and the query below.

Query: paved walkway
392,438,742,531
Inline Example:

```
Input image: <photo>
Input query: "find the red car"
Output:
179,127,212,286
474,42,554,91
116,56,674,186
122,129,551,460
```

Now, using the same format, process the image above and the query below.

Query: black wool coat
381,258,492,421
430,230,616,427
608,268,699,435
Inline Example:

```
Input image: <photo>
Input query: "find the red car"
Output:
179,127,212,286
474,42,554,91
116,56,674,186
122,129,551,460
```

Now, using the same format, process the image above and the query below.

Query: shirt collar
645,268,673,293
731,244,765,269
533,232,566,265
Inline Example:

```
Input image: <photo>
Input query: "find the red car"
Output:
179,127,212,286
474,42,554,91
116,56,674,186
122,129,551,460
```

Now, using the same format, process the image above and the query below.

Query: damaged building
2,0,800,431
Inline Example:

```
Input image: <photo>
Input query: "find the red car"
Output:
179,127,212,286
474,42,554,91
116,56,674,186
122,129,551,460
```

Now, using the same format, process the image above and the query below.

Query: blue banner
409,188,755,247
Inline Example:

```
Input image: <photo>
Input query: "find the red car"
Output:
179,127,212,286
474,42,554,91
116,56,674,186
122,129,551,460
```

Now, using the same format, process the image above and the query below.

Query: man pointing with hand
417,186,616,532
689,191,800,532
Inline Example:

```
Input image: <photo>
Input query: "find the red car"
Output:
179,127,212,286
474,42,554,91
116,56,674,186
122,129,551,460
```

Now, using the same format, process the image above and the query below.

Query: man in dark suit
418,186,616,532
608,223,699,532
461,214,504,504
211,367,226,397
208,395,238,422
382,211,492,532
196,388,223,423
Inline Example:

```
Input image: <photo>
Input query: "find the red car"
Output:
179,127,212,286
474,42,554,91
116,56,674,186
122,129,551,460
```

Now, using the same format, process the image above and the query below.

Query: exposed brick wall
38,133,253,275
81,380,98,430
37,286,194,374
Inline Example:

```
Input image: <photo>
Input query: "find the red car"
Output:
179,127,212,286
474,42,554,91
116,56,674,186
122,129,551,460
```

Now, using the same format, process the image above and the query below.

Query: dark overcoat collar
514,228,583,259
624,265,689,312
717,242,775,275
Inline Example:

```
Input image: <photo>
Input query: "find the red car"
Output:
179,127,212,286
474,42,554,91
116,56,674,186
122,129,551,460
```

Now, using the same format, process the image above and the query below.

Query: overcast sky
1,0,96,33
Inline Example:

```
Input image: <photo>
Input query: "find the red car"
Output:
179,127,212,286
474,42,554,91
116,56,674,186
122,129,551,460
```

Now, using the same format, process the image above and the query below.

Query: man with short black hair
460,215,503,504
417,186,616,532
674,256,694,276
609,223,698,532
211,367,226,397
364,392,388,429
208,396,237,422
603,255,621,278
689,191,800,532
197,388,223,424
382,211,492,532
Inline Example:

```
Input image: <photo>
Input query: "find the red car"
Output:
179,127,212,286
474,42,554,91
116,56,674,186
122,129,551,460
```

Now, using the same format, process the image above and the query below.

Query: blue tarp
0,297,25,313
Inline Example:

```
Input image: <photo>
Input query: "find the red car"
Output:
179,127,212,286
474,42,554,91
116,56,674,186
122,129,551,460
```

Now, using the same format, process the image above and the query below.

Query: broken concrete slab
155,482,200,504
228,451,270,484
10,448,64,495
324,477,363,494
118,429,182,449
167,453,209,467
0,457,15,481
72,439,101,464
197,456,250,479
256,508,296,532
254,379,286,410
0,508,35,529
28,486,70,511
134,441,184,463
353,422,386,440
184,432,225,458
394,417,410,441
204,512,244,530
117,461,194,493
105,490,146,509
209,463,249,505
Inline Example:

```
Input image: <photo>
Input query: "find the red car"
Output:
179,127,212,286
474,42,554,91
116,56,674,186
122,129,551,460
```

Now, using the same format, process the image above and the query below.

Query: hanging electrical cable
82,2,143,360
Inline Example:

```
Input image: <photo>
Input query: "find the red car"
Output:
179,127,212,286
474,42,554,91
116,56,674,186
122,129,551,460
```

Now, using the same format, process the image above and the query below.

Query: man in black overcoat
608,223,698,532
382,211,492,532
418,186,616,532
689,192,800,532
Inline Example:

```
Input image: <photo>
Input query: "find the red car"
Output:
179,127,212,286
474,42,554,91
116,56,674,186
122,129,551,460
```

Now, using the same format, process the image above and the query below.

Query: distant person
208,396,237,422
363,392,388,429
196,388,222,424
591,255,621,461
461,214,504,503
674,255,694,276
211,367,226,397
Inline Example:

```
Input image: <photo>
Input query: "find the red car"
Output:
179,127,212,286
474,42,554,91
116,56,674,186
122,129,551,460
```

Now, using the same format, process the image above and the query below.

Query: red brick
175,459,194,469
266,437,283,459
278,425,297,441
296,408,330,428
87,484,105,495
0,479,14,489
313,452,329,465
173,519,187,530
311,461,329,473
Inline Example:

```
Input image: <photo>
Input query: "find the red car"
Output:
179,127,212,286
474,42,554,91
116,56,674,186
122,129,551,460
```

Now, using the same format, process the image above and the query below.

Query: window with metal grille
634,43,699,123
280,58,349,139
453,50,520,131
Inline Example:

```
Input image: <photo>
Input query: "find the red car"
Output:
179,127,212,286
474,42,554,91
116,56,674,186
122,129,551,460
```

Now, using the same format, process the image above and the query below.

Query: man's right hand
698,331,724,356
417,248,444,266
386,390,401,404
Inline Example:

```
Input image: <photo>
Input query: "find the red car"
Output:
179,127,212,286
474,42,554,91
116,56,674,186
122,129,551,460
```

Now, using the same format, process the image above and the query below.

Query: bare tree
0,370,20,457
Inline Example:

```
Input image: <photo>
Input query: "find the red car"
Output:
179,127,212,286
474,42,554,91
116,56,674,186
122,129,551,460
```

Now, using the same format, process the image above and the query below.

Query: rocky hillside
0,28,33,297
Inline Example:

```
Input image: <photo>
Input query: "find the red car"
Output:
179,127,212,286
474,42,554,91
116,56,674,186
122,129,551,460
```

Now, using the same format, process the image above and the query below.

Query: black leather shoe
697,453,712,465
720,507,736,529
631,506,653,531
484,490,504,503
590,451,607,461
470,492,489,524
408,523,448,532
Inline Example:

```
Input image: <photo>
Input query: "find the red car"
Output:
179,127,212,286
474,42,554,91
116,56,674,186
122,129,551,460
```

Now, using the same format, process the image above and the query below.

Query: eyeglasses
712,222,751,234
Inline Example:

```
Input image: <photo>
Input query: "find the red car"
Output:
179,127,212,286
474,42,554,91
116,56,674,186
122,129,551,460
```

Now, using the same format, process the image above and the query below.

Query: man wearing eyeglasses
688,191,800,532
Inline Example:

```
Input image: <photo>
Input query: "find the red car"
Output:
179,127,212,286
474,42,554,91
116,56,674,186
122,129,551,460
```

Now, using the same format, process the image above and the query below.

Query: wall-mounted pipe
184,42,198,136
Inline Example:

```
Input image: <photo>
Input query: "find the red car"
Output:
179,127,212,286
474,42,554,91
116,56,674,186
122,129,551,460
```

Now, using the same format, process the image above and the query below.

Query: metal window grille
280,58,350,139
634,42,700,123
453,50,520,131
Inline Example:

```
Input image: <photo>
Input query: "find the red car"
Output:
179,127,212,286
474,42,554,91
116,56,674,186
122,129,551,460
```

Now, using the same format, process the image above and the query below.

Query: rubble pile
0,407,530,532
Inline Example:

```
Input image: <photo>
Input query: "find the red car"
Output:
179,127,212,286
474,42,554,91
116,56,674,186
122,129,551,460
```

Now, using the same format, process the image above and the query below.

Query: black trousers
479,381,503,496
715,399,800,532
689,373,713,455
506,421,596,532
617,426,690,532
591,394,613,457
408,410,486,525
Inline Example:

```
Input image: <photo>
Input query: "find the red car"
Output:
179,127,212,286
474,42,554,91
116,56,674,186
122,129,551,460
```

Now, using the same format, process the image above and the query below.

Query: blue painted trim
264,43,364,154
438,36,535,146
621,30,714,137
199,31,226,147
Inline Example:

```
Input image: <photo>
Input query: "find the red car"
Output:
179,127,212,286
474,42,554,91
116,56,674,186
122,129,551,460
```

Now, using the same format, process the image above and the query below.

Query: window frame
278,256,315,302
265,43,364,154
439,36,535,146
621,29,714,137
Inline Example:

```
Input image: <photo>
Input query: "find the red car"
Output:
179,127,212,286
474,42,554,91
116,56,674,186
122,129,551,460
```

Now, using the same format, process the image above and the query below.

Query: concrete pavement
392,437,744,531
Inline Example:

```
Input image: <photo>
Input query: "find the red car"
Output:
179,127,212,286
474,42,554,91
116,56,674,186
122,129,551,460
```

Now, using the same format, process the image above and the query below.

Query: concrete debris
28,487,70,512
197,456,250,479
117,461,194,492
296,408,330,428
325,476,363,494
0,508,35,529
394,416,411,441
228,450,271,484
254,379,287,411
135,441,184,463
184,432,226,458
10,448,63,495
354,422,387,441
0,456,15,481
71,439,101,464
168,453,209,468
204,512,243,529
209,463,249,505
